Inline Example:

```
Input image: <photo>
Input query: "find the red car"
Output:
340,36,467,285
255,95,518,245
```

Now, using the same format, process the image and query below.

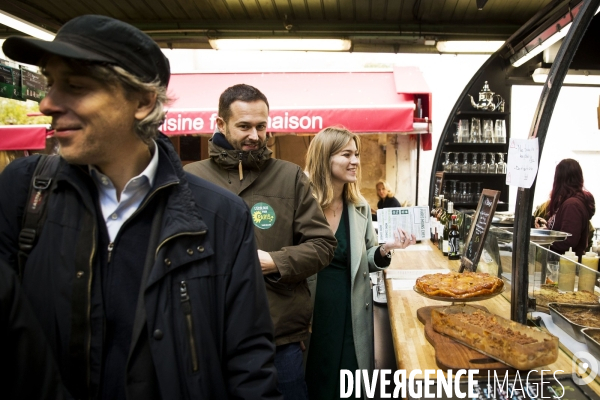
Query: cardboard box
377,206,430,243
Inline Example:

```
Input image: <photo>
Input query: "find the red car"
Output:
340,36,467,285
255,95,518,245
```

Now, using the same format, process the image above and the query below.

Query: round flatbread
415,271,504,299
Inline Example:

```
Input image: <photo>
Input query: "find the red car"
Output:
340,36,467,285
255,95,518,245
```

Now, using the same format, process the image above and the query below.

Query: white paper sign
506,138,539,188
377,206,430,242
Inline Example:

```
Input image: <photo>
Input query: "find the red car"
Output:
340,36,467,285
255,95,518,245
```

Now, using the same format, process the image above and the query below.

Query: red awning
164,67,430,135
0,125,48,150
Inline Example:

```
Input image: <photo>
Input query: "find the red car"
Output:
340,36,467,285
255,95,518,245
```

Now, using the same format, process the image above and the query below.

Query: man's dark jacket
0,260,65,399
184,138,337,346
0,134,281,400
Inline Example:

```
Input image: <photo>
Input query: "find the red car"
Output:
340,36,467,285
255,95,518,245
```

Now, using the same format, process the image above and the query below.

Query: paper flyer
377,206,430,243
506,137,539,188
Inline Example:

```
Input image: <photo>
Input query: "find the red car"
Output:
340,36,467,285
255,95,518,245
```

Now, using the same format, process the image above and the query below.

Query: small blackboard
460,189,500,272
21,67,46,102
433,171,444,202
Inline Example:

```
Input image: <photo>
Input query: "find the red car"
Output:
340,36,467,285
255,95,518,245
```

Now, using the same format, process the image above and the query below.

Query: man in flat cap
0,15,281,400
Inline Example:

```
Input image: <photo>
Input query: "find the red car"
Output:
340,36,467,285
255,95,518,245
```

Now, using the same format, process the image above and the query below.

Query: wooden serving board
417,306,516,373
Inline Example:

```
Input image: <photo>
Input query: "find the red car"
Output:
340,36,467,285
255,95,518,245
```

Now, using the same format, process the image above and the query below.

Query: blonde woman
304,127,416,399
376,180,402,209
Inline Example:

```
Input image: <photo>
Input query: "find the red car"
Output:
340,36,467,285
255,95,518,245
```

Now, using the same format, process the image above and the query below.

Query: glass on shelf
487,152,497,174
479,152,489,173
460,152,470,173
459,182,470,203
443,180,451,199
458,119,469,143
474,182,482,201
470,152,480,173
466,182,474,203
496,152,507,174
470,118,481,143
450,180,459,203
493,119,507,144
482,119,494,143
442,152,453,172
452,122,459,143
451,153,461,173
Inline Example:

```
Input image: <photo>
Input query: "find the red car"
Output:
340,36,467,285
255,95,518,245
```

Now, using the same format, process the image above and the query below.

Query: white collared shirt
89,141,159,242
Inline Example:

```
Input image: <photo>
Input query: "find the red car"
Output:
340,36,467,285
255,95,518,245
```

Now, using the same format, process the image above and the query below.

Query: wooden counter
383,240,587,382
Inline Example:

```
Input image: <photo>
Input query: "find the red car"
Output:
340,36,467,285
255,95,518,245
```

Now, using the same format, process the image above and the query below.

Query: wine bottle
448,214,460,260
440,200,449,255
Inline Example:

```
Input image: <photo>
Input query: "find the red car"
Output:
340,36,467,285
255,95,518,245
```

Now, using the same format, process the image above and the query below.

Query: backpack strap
18,154,61,278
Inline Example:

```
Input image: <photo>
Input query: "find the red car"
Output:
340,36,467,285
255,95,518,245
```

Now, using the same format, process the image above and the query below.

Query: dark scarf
212,131,234,150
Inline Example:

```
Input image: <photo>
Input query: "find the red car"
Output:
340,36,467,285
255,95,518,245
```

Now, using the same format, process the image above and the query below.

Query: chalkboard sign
433,172,444,202
21,67,46,102
459,189,500,272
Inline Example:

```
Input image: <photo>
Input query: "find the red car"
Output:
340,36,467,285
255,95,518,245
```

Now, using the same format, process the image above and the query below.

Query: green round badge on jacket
251,202,276,229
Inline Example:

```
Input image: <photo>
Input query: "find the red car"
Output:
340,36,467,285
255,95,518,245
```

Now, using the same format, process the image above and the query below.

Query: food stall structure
165,66,430,137
400,0,600,395
427,0,600,323
165,66,432,206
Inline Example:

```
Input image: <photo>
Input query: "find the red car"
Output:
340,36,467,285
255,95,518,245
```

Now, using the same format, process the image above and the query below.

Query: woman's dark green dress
306,205,358,400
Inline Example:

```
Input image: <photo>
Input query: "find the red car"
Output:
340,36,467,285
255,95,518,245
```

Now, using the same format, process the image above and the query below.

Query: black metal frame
428,0,600,323
511,0,600,324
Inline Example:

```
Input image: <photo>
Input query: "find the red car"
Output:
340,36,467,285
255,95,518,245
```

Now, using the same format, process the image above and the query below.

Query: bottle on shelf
451,153,461,173
430,197,440,243
470,152,480,173
460,152,470,173
450,180,459,203
474,182,482,202
438,199,448,252
459,182,469,203
448,214,460,260
442,152,453,172
496,153,507,174
487,152,498,174
441,201,452,256
434,196,445,245
480,153,489,174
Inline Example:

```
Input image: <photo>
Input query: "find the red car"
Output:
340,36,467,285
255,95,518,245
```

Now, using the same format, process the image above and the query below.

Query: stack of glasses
441,152,507,174
454,118,506,144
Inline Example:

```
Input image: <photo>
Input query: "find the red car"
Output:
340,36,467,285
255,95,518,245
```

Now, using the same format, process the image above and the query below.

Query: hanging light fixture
436,41,504,54
532,68,600,85
0,10,55,41
208,38,351,52
511,4,600,68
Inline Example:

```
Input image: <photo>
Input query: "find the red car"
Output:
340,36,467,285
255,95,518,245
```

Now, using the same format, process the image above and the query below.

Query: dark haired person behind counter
534,158,595,259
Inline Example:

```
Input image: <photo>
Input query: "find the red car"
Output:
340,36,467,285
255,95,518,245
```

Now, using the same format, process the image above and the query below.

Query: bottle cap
564,247,577,260
584,247,598,258
451,214,457,220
